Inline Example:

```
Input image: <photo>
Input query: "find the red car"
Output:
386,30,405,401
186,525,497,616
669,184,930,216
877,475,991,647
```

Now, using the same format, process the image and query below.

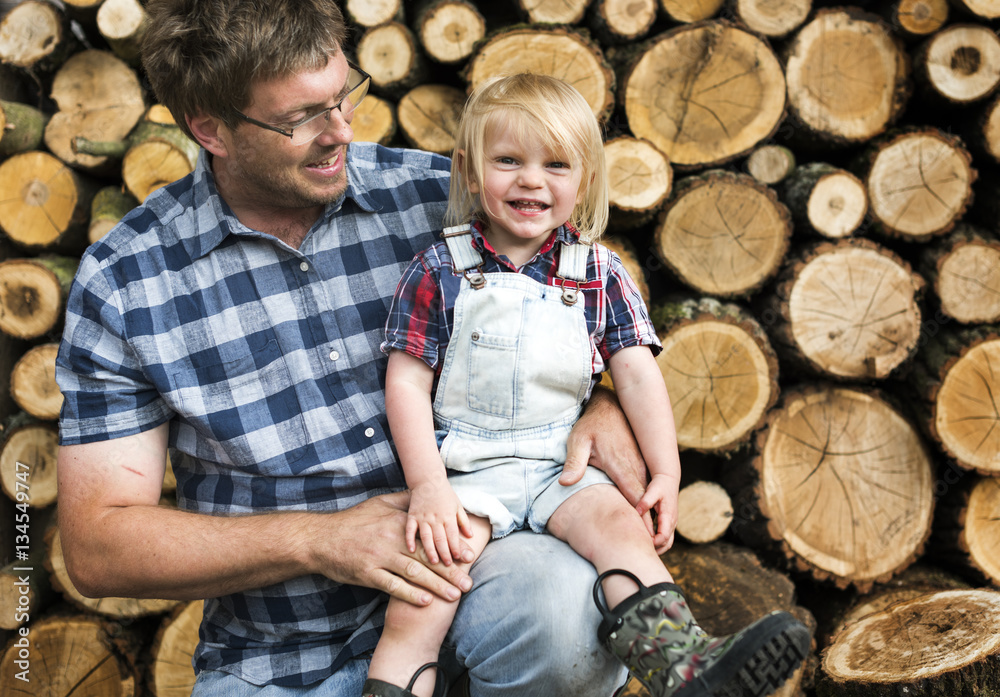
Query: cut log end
676,481,734,544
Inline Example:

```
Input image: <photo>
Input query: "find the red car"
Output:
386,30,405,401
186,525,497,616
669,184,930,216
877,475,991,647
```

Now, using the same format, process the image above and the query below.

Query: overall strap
441,224,484,272
555,241,591,305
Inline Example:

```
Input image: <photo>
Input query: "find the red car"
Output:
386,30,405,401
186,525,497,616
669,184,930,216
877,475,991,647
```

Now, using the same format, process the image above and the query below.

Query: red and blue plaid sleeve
383,249,445,369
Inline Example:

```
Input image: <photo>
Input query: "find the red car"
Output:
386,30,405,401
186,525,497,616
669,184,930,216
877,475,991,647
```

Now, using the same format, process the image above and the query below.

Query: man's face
220,53,356,210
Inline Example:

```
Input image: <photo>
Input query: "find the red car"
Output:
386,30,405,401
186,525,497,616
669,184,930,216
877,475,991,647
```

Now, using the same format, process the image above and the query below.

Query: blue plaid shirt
56,143,451,685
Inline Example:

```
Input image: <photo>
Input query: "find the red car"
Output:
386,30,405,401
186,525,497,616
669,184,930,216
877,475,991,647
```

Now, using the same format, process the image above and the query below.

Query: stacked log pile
1,0,999,694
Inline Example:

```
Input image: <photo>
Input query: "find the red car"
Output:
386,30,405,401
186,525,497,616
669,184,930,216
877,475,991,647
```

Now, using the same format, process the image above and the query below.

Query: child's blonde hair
446,73,609,243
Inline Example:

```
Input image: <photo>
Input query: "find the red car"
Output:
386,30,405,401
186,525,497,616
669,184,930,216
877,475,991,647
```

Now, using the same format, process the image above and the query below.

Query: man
55,1,645,694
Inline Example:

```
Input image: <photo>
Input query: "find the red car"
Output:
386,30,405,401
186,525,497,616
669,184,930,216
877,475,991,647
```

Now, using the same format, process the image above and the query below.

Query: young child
368,73,809,697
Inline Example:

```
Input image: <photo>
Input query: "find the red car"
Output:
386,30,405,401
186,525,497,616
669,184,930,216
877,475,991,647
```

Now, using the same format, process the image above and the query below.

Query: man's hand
560,384,648,507
316,491,474,608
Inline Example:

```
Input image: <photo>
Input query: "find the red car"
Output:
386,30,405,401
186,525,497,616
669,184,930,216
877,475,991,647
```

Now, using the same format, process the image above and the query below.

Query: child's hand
635,473,680,554
406,479,474,565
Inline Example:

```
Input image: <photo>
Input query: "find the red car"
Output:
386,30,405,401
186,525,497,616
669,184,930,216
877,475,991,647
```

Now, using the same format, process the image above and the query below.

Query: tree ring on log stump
935,241,1000,323
966,477,1000,584
623,21,785,168
934,336,1000,474
759,386,934,589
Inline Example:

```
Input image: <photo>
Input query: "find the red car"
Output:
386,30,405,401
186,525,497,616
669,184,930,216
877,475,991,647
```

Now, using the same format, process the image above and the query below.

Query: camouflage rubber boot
363,662,445,697
594,570,810,697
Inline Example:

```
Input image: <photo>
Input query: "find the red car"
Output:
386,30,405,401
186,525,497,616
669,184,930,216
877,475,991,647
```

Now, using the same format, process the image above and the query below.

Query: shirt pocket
466,328,518,420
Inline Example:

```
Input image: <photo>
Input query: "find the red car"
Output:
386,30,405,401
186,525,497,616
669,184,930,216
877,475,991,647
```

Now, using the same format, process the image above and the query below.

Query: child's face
471,125,584,258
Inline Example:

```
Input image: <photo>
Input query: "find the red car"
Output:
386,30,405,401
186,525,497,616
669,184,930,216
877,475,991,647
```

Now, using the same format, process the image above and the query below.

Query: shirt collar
469,220,582,264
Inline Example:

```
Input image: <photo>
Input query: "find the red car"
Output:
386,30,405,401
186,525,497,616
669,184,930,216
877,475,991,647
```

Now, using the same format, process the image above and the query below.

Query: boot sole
673,612,811,697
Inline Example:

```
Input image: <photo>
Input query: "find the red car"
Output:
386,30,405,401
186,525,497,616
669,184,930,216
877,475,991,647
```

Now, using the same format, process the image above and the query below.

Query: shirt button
364,427,375,438
329,350,340,361
299,261,309,272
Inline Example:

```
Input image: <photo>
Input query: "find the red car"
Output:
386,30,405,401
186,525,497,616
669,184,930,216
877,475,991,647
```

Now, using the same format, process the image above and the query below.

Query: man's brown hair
141,0,349,140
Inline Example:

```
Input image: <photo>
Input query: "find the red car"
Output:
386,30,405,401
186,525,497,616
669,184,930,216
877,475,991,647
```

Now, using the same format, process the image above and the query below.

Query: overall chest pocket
466,329,518,419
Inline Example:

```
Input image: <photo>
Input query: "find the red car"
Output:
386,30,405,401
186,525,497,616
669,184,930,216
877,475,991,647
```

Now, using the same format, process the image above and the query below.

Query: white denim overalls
434,224,613,537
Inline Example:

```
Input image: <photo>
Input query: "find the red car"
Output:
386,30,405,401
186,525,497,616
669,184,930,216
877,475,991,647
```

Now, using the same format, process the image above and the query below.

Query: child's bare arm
606,345,682,552
385,350,473,565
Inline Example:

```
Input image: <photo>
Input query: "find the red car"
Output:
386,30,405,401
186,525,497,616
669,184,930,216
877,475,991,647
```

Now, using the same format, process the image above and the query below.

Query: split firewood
659,0,725,23
0,99,48,157
861,128,975,242
89,186,139,244
817,589,1000,696
464,26,616,122
45,526,182,620
0,0,79,79
604,135,671,230
43,49,147,176
0,414,58,508
414,0,485,65
732,384,935,592
783,8,910,145
913,23,1000,106
920,224,1000,325
357,21,429,101
675,481,733,544
514,0,589,24
879,0,949,40
745,144,796,186
728,0,812,39
0,255,78,341
930,473,1000,587
652,170,792,298
587,0,657,45
96,0,149,67
149,600,203,697
9,342,61,421
779,163,868,239
650,297,779,455
344,0,404,27
913,325,1000,476
0,151,98,253
620,20,785,169
0,613,141,697
764,239,924,381
396,83,465,155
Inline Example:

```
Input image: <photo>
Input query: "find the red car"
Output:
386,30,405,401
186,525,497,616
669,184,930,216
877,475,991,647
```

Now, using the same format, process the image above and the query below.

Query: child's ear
456,149,480,193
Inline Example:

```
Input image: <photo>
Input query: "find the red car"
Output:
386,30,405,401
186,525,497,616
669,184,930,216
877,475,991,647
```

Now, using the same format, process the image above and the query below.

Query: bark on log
357,21,429,101
881,0,950,40
745,144,796,186
43,49,147,175
780,163,868,239
0,0,79,79
920,224,1000,324
0,99,48,157
89,186,139,245
0,255,78,340
96,0,149,67
913,23,1000,106
0,150,98,253
0,418,59,508
604,135,672,230
783,9,911,145
728,0,812,39
396,83,465,155
351,94,397,147
9,342,61,421
414,0,486,65
0,614,141,697
676,481,734,544
464,25,616,122
914,325,1000,475
734,384,936,591
817,589,1000,697
930,473,1000,587
652,170,792,298
650,296,779,454
861,127,976,242
148,601,202,697
764,239,925,381
45,526,182,619
587,0,657,45
620,20,786,168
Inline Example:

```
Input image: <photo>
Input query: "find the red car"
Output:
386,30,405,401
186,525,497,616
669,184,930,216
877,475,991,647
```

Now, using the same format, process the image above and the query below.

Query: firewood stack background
1,0,999,694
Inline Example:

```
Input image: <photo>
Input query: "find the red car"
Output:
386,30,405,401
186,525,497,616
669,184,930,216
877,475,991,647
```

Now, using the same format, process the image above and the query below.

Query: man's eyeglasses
233,63,371,146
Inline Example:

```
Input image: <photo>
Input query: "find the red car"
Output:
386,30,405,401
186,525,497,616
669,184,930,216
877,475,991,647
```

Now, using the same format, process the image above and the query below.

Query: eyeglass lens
290,70,370,145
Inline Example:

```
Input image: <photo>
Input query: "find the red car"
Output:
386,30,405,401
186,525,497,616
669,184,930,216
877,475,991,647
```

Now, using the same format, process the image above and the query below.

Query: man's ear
456,150,480,194
186,113,230,158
